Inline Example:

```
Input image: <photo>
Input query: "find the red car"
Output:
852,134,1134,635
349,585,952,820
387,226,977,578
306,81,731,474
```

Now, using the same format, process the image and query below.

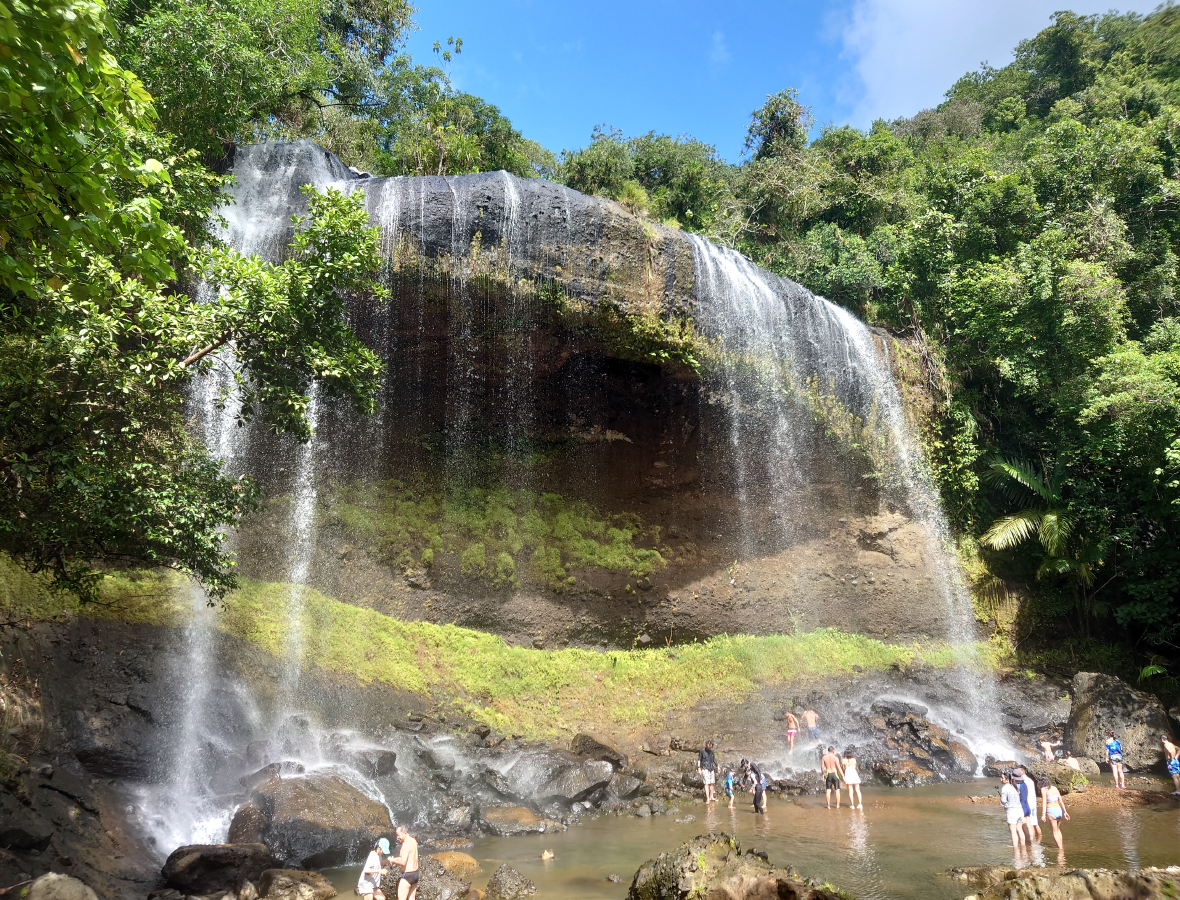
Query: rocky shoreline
2,615,1178,899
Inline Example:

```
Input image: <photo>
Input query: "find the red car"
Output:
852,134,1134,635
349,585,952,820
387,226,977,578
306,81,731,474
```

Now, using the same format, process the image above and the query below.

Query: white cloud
710,30,731,66
838,0,1161,126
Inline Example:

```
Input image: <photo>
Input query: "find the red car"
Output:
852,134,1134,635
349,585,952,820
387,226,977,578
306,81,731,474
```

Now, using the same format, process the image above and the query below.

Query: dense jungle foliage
3,0,1179,677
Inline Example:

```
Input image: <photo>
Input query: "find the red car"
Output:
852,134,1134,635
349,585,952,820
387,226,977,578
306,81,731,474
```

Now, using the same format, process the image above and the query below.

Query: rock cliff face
1065,672,1172,769
219,141,966,648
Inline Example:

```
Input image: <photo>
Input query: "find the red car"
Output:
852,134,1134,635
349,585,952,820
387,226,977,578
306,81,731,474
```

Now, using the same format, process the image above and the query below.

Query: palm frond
981,510,1043,550
1036,555,1095,587
1038,510,1074,557
982,456,1054,503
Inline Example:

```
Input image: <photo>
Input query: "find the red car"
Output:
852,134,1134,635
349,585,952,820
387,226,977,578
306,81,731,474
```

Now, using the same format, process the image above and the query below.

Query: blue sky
405,0,1162,162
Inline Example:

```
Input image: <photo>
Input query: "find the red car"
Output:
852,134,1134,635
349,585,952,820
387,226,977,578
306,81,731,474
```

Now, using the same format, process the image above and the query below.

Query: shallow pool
324,779,1180,899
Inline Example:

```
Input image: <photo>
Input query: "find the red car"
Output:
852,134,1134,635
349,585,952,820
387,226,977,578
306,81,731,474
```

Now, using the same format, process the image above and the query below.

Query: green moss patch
330,482,668,589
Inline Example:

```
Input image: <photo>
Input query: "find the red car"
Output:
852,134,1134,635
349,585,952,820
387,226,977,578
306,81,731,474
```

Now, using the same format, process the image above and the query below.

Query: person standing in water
785,712,800,752
357,838,389,900
1013,766,1041,843
842,749,863,809
999,771,1026,848
388,825,419,900
1105,730,1126,788
724,769,736,808
698,740,718,803
821,746,844,809
741,759,767,813
802,709,820,741
1162,734,1180,794
1038,774,1069,849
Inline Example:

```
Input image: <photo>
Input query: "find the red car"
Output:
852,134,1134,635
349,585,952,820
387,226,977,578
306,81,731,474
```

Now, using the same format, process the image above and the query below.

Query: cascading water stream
139,143,1015,857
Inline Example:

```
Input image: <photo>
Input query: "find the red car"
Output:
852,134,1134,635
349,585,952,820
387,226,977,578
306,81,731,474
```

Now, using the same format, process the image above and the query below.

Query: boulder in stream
240,773,392,868
479,806,565,836
570,733,628,768
256,868,338,900
962,865,1180,900
1065,672,1173,769
485,864,536,899
627,833,850,900
162,843,279,894
385,856,469,900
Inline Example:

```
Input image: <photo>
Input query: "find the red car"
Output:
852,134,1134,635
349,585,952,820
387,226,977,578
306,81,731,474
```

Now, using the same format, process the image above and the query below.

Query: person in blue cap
358,837,390,900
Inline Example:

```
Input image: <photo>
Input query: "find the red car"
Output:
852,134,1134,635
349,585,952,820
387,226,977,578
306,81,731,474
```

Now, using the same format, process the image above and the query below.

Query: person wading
999,771,1026,848
1162,734,1180,795
698,740,718,803
1013,766,1041,843
358,838,389,900
388,825,419,900
1039,774,1070,849
842,749,863,809
1105,730,1126,789
821,746,844,809
741,759,766,813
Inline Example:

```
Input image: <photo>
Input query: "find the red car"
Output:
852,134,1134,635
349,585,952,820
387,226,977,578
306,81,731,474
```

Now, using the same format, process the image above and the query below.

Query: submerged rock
161,843,278,895
1065,672,1173,770
627,833,850,900
485,864,536,899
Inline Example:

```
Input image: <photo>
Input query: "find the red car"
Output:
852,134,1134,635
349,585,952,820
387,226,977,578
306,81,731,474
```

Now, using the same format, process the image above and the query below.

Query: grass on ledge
1,558,1000,739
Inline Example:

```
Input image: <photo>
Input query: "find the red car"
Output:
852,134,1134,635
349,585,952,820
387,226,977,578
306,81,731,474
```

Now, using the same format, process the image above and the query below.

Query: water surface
324,780,1180,899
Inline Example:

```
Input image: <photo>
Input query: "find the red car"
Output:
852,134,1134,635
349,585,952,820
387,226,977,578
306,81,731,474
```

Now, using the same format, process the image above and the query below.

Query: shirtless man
1039,738,1062,762
1061,751,1081,772
1163,734,1180,794
801,709,819,741
388,825,419,900
821,745,844,809
784,712,800,752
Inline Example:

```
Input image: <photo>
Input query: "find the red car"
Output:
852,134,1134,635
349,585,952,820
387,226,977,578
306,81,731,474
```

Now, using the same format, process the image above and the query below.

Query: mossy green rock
627,833,852,900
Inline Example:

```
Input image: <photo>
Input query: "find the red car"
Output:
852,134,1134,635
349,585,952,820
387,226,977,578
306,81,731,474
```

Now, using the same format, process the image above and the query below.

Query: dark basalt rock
1065,672,1173,770
256,868,338,900
627,833,850,900
384,856,469,900
161,843,279,894
570,733,628,768
241,774,392,868
485,864,537,899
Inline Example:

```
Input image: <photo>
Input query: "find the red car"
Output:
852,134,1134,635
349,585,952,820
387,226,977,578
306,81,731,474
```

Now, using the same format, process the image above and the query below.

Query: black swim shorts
400,870,420,886
825,772,840,790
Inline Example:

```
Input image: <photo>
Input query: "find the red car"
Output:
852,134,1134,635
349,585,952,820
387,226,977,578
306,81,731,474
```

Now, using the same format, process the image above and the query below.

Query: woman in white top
999,772,1026,848
842,750,863,809
358,837,390,900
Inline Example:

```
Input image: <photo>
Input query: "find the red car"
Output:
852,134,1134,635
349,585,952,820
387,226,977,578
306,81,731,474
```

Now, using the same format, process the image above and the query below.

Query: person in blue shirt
1105,730,1125,788
724,770,736,808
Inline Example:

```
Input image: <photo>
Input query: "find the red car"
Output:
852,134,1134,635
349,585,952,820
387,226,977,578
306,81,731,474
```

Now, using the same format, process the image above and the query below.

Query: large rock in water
385,856,469,900
256,869,338,900
966,865,1180,899
479,806,565,836
627,833,850,900
485,864,536,899
1064,672,1173,769
162,843,279,894
235,774,392,868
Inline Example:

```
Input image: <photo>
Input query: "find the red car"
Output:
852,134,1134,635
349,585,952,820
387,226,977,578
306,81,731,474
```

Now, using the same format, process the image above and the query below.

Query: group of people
998,765,1069,850
697,741,770,813
783,709,820,753
357,825,419,900
696,736,865,813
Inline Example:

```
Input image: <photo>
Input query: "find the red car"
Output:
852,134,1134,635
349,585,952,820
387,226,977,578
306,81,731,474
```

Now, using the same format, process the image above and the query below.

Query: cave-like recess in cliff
212,140,971,648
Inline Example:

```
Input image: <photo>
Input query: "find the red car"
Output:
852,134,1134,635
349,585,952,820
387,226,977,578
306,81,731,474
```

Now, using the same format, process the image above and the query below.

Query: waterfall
137,141,1011,853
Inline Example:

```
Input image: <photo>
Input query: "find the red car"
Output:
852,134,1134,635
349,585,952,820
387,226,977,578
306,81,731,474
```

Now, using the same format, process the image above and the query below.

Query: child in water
725,769,736,808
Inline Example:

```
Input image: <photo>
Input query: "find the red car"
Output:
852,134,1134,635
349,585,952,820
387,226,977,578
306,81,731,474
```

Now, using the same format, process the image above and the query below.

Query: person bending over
389,825,419,900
